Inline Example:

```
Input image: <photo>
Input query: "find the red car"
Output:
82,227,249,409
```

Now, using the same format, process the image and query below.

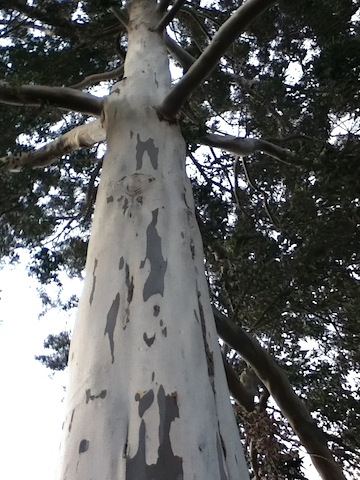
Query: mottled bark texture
55,0,249,479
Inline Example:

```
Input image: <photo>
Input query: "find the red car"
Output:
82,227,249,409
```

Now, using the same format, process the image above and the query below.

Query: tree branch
109,6,129,31
0,82,103,116
158,0,277,119
213,308,348,480
153,0,186,32
223,358,255,412
69,65,124,90
164,34,196,72
200,132,294,163
0,120,105,171
3,0,76,38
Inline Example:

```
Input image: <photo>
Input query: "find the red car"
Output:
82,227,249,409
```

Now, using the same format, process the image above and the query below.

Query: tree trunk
56,0,249,479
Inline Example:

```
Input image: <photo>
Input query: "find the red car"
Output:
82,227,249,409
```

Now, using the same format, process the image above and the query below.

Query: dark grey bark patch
89,258,98,305
216,435,229,480
125,263,134,304
135,133,159,170
153,305,160,317
122,196,129,214
79,439,89,453
219,431,227,459
119,256,124,270
104,293,120,363
106,195,114,203
140,209,167,301
135,389,154,418
190,238,195,259
143,332,156,347
85,389,107,404
161,327,167,337
151,371,155,382
197,292,215,391
125,385,183,480
68,409,75,432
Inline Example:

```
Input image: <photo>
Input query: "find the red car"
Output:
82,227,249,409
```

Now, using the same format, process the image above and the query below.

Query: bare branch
213,308,348,480
157,0,173,14
109,6,129,30
223,359,255,412
164,34,196,71
0,82,103,116
200,133,294,163
0,120,105,171
153,0,187,32
158,0,277,119
69,65,124,90
3,0,76,37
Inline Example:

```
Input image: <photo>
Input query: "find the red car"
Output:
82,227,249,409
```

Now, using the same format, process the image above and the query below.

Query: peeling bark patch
122,196,129,214
68,409,75,432
85,389,107,403
119,256,124,270
216,435,229,480
79,439,89,453
106,195,114,203
197,294,215,390
154,72,159,88
190,237,195,259
135,389,154,418
219,431,227,459
153,305,160,317
125,263,134,304
89,258,98,305
104,293,120,363
140,209,167,301
126,386,183,480
135,134,159,170
143,332,156,347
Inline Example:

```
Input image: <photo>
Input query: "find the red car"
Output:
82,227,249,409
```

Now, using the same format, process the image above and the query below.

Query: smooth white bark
56,0,249,479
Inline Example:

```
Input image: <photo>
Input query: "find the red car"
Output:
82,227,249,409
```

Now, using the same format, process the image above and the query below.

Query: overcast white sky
0,256,321,480
0,258,79,480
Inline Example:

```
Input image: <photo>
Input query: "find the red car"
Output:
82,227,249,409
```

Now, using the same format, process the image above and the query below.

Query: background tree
0,0,359,479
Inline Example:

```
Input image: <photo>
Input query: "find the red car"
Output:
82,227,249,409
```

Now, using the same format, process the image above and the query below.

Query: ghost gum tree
0,0,358,479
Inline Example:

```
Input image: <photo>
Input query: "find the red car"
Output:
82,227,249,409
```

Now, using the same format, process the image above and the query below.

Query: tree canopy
0,1,359,479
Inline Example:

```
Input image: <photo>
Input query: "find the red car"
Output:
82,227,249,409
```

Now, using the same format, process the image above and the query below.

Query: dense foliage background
0,0,359,478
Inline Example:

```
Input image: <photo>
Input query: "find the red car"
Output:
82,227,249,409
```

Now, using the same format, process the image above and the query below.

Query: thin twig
70,65,124,90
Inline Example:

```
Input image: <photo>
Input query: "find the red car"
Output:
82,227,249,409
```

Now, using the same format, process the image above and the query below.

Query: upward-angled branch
153,0,186,32
164,34,196,71
69,65,124,90
0,82,103,116
213,308,348,480
0,120,105,171
158,0,277,119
